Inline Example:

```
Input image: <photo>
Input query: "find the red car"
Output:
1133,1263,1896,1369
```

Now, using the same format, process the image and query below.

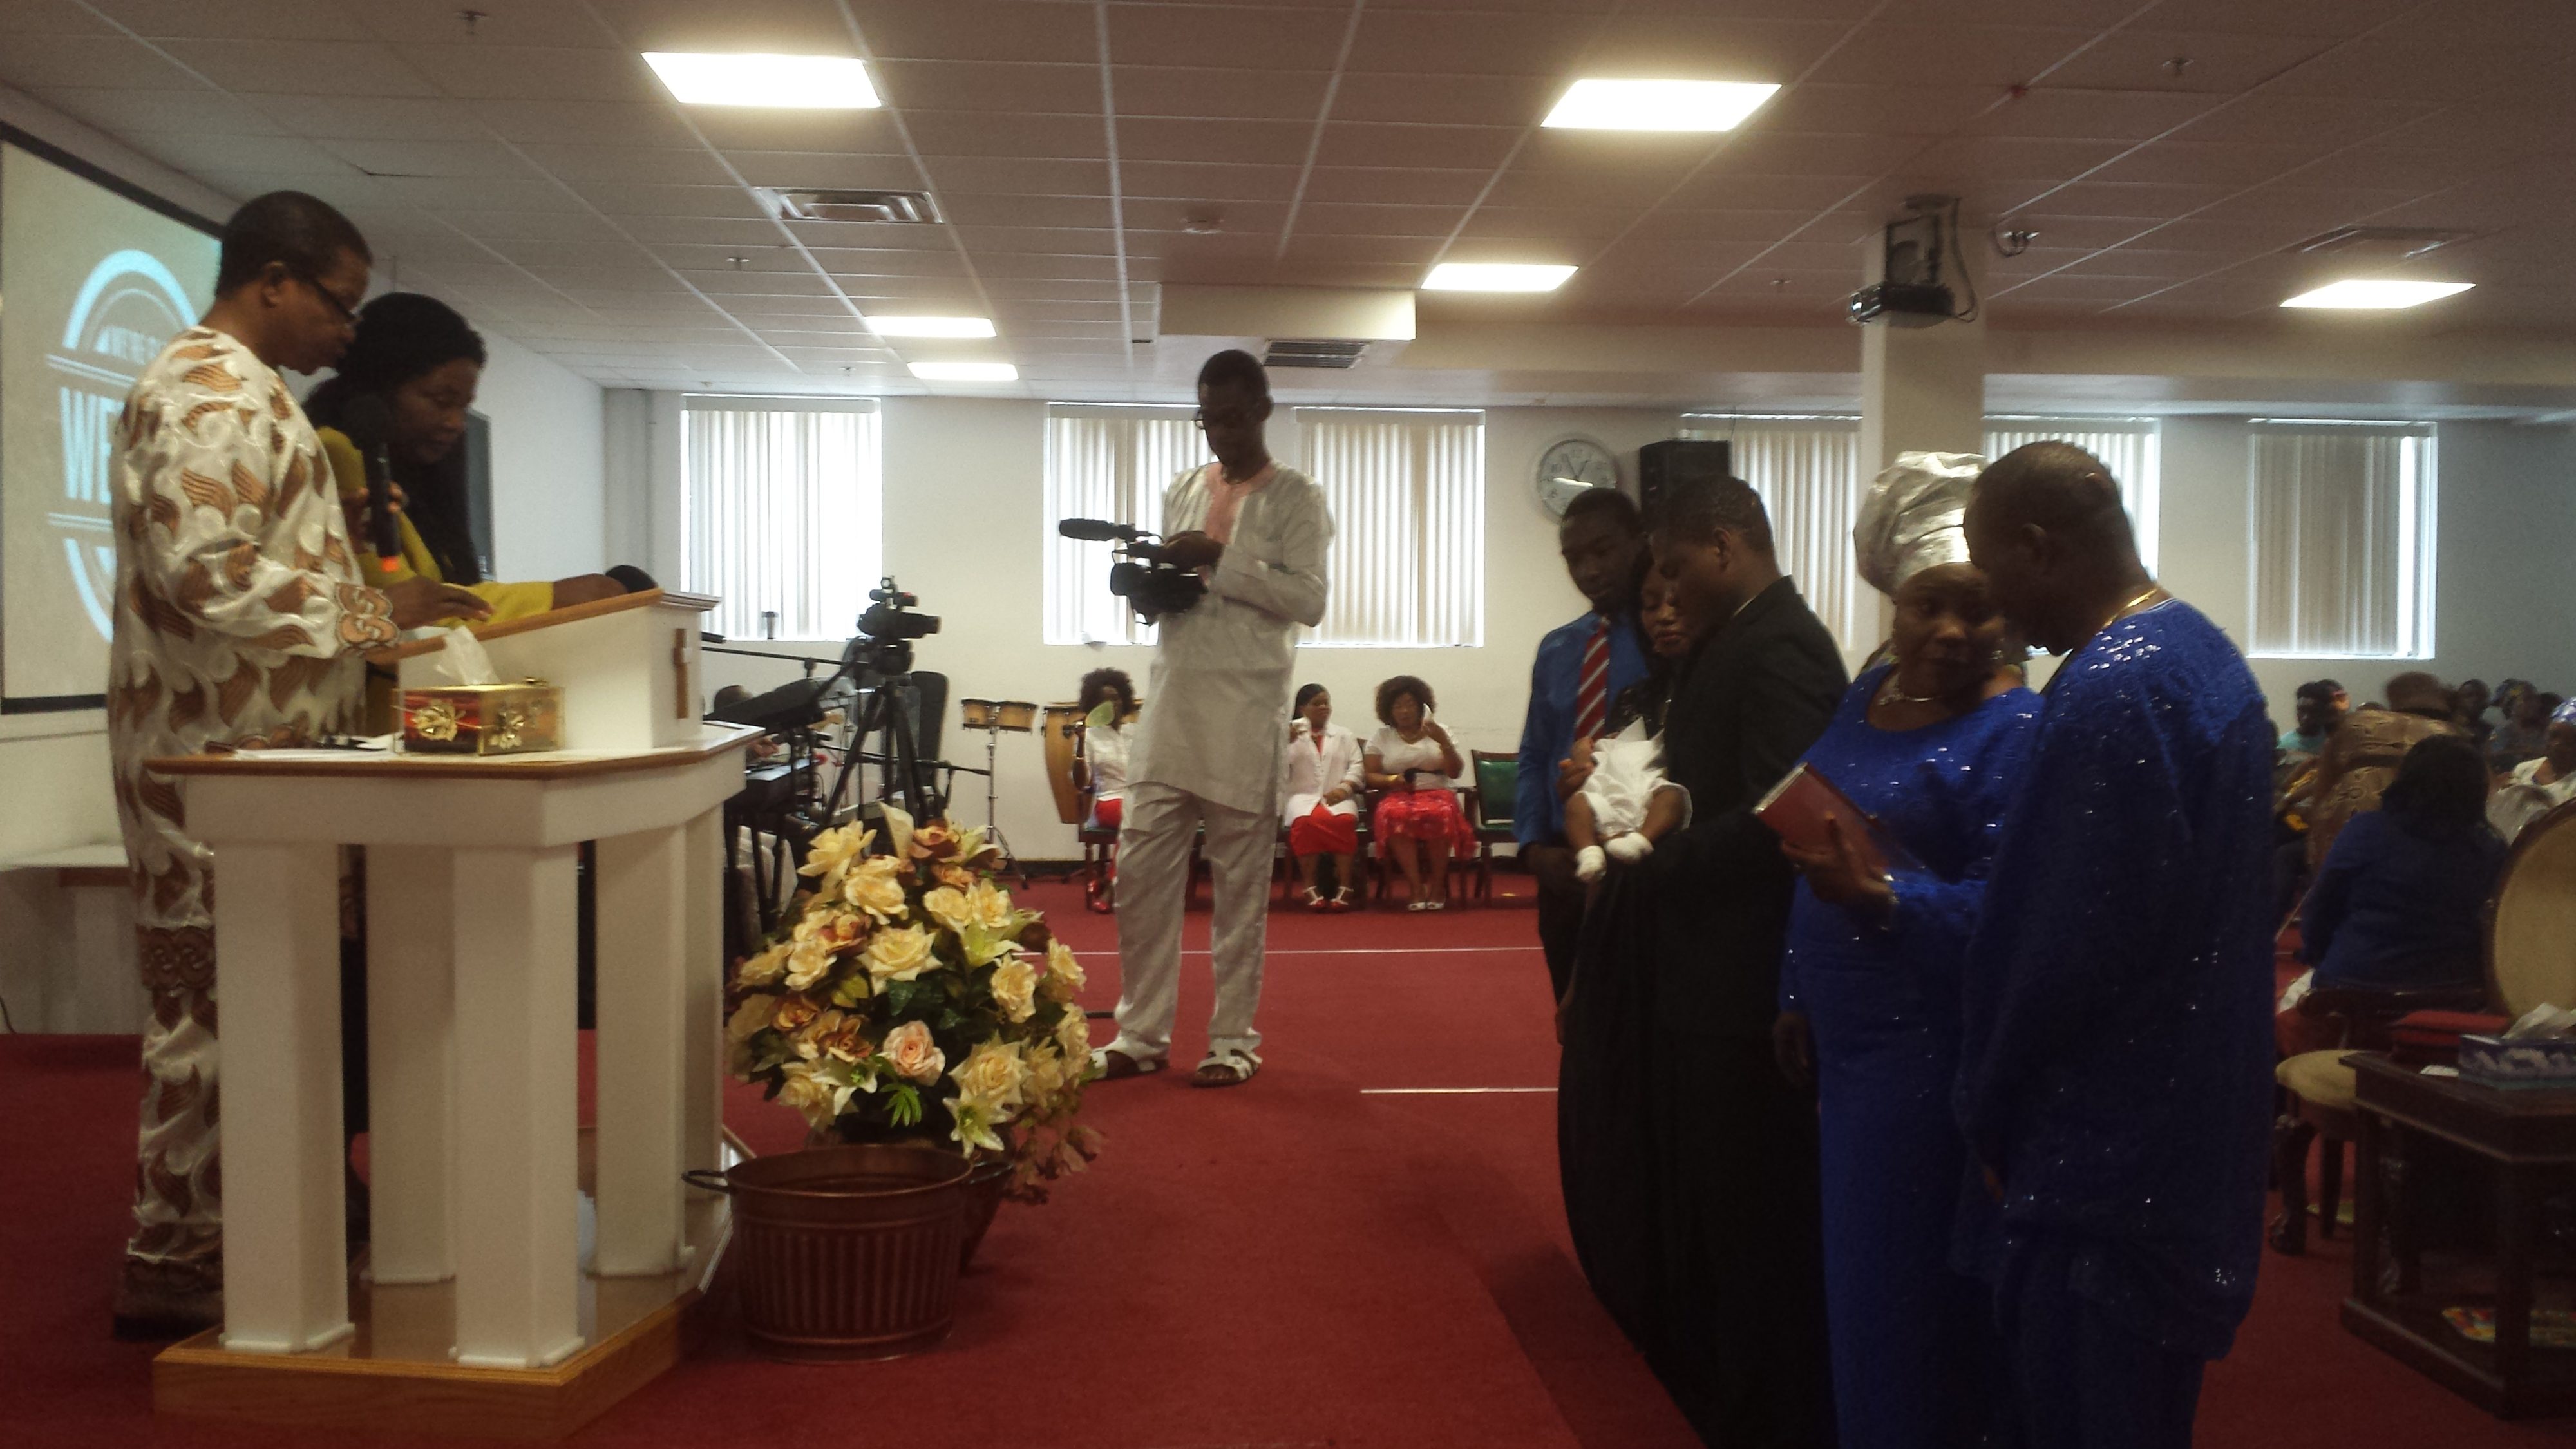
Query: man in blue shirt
1516,488,1650,1003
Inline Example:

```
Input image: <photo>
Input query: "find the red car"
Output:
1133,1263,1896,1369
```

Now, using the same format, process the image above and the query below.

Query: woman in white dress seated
1280,682,1365,912
1365,674,1475,911
1074,668,1138,913
2489,699,2576,844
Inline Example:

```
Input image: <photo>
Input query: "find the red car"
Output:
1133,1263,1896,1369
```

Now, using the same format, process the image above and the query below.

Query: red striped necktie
1574,616,1610,742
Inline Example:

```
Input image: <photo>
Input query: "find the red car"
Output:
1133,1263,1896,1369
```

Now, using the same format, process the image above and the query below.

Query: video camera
1056,518,1208,620
848,576,939,679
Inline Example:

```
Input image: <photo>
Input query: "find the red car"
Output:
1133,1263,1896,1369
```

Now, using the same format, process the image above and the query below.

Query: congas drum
960,698,999,731
2491,799,2576,1016
996,700,1039,732
1041,703,1086,824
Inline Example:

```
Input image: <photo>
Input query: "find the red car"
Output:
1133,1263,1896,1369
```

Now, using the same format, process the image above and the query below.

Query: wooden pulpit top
364,587,719,666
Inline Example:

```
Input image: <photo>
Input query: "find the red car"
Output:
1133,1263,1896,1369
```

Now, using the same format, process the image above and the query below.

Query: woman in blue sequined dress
1773,541,2040,1448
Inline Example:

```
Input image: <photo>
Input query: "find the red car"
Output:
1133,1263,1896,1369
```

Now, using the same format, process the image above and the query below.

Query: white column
1857,207,1988,475
450,842,584,1368
365,846,456,1285
682,806,726,1183
592,826,688,1277
213,840,354,1355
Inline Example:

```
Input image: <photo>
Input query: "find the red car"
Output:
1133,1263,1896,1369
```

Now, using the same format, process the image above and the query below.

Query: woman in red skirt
1365,675,1474,911
1281,682,1365,910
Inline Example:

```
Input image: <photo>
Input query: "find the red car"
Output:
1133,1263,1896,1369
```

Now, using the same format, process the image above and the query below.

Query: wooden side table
2344,1052,2576,1417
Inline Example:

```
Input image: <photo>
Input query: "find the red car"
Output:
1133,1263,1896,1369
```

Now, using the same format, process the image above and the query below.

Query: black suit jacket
1645,576,1850,1036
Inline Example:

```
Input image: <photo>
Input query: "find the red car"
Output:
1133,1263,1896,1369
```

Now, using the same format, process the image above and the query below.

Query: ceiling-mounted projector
1848,198,1966,327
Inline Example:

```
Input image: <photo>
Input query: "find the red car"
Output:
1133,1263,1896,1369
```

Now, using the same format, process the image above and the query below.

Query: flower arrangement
726,809,1101,1199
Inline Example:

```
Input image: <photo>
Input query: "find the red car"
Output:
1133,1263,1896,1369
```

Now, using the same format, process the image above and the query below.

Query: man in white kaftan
1097,351,1331,1086
106,192,486,1336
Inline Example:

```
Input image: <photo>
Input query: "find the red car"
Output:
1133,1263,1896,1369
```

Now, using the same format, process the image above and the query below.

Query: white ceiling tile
724,151,920,190
873,59,1101,115
374,175,580,211
322,138,547,180
0,0,117,35
1299,165,1490,207
907,109,1109,160
1574,14,1859,79
393,43,654,101
346,0,610,47
442,208,638,242
812,247,972,278
574,181,773,219
1104,5,1353,71
676,270,849,299
1112,65,1330,122
1344,7,1602,77
938,192,1117,228
681,106,909,153
1117,116,1314,166
1312,122,1520,171
1808,24,2103,88
90,0,368,40
28,84,284,135
920,155,1110,196
467,99,703,148
151,39,442,97
591,0,857,54
516,144,738,186
1115,160,1300,203
0,33,206,88
850,0,1101,65
1286,201,1459,238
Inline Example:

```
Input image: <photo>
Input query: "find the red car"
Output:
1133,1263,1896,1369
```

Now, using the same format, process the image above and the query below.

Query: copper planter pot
688,1144,970,1362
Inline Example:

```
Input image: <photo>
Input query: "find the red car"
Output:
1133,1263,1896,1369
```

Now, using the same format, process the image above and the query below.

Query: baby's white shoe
1604,832,1654,864
1574,845,1607,882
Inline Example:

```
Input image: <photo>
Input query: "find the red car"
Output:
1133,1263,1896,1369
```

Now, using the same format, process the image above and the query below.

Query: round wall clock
1535,436,1620,518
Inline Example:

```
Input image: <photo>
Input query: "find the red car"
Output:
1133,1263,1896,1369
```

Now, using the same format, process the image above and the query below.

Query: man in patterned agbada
106,191,488,1338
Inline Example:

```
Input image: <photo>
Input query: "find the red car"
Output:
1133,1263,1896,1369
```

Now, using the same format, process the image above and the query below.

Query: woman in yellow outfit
305,292,629,627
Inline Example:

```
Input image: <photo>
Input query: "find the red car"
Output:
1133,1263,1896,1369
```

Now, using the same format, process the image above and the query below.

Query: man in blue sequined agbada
1956,442,2277,1449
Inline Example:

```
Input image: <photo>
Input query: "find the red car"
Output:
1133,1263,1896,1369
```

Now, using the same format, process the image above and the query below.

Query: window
2246,421,2436,659
1041,405,1200,646
1679,415,1870,653
679,397,880,640
1984,417,2161,571
1294,408,1484,647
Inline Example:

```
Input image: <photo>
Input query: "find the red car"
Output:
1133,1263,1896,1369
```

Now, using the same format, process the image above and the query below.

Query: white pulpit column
593,825,689,1276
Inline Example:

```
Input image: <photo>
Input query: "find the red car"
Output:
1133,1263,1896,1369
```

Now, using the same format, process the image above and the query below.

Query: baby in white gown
1566,717,1689,882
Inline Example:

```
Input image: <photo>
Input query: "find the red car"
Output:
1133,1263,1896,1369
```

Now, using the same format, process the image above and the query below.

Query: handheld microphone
341,395,402,574
1056,517,1144,543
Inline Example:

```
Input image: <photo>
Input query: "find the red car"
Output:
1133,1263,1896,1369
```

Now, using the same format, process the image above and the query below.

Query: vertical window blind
1984,417,2161,571
1041,405,1199,646
1681,414,2166,654
1679,415,1870,654
1294,408,1485,647
2246,421,2436,659
679,397,880,639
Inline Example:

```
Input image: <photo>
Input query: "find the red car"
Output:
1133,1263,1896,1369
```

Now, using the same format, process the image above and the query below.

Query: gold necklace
2094,582,2167,638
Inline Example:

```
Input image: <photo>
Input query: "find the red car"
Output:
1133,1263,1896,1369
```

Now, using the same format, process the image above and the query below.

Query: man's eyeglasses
1193,406,1258,430
279,263,361,328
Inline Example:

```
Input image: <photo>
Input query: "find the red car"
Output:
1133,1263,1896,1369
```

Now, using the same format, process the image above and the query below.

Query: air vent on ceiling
1264,338,1367,370
766,187,943,224
2286,225,2477,258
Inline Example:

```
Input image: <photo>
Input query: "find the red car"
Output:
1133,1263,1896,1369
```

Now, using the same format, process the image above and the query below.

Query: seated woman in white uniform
1365,674,1475,911
1280,682,1365,912
1074,667,1139,913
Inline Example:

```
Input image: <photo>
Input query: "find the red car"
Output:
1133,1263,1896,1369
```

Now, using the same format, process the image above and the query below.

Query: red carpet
1,876,2566,1446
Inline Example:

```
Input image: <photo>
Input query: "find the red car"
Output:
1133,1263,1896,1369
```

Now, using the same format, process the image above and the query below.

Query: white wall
475,330,607,582
665,397,2576,863
2153,416,2576,717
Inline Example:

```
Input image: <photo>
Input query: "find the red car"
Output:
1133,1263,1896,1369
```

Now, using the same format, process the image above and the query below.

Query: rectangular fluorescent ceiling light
1544,79,1780,131
909,361,1018,382
864,316,996,339
1423,263,1577,293
2281,279,2474,309
642,52,878,108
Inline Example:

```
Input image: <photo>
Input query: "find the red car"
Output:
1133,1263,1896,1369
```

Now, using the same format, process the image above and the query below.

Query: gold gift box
401,681,564,756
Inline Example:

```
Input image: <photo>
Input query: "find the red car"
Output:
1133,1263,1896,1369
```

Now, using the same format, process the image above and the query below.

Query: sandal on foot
1327,888,1354,913
1090,1047,1165,1081
1189,1046,1261,1088
1301,887,1327,911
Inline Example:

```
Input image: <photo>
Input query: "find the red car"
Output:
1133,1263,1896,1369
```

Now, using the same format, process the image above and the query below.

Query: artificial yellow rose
921,885,974,934
811,1010,867,1063
843,855,909,922
1054,1008,1091,1059
1042,939,1086,1001
909,820,961,861
1023,1043,1067,1104
726,994,779,1044
793,1008,849,1060
795,824,871,896
734,942,790,989
784,934,835,992
775,1063,851,1130
882,1019,946,1084
934,862,976,891
772,994,822,1034
967,879,1018,932
864,923,936,983
951,1037,1029,1116
989,952,1038,1023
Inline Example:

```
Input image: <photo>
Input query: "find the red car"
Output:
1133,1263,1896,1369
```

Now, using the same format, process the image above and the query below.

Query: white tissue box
2458,1035,2576,1090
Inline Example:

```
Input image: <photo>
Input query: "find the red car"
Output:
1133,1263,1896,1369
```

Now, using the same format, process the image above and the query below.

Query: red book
1754,762,1924,875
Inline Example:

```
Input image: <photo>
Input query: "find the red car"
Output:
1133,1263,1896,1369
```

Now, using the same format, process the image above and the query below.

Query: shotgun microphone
339,395,402,574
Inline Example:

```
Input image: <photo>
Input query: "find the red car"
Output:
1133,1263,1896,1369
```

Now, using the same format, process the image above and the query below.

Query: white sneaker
1604,832,1654,865
1574,844,1607,882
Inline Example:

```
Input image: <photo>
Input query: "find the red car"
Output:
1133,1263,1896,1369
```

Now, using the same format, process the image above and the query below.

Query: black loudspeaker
1637,439,1733,524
